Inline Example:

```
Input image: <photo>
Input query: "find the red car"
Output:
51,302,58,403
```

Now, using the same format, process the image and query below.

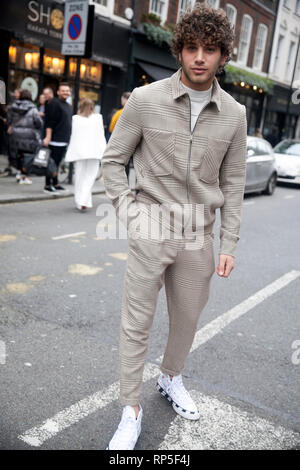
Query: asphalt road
0,182,300,450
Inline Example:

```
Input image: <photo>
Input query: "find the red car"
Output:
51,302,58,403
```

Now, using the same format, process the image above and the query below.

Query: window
256,140,271,156
205,0,219,7
285,40,296,81
9,39,40,71
253,24,268,71
43,50,65,76
93,0,107,5
273,34,284,76
91,0,114,18
150,0,164,16
238,15,253,65
295,46,300,80
177,0,195,21
69,58,102,83
226,4,237,31
8,39,40,102
274,141,300,156
296,0,300,15
149,0,169,24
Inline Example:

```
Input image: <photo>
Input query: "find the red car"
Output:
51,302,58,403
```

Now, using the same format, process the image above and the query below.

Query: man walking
43,83,72,193
101,3,247,450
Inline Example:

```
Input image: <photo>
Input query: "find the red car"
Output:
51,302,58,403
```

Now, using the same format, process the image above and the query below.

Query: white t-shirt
181,82,213,132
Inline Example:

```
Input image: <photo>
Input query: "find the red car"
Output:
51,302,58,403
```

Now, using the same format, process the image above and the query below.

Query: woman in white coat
65,98,107,211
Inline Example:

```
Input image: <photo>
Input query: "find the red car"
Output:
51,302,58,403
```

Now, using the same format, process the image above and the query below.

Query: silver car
273,139,300,184
245,136,277,195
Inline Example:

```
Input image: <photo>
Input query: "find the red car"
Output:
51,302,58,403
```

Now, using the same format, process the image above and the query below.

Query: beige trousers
119,232,215,406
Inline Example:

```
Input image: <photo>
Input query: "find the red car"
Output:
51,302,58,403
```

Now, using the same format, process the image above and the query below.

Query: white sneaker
106,404,143,450
157,373,200,420
19,177,32,185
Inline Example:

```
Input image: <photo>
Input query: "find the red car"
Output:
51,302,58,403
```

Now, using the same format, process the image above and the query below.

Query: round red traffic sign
68,14,82,40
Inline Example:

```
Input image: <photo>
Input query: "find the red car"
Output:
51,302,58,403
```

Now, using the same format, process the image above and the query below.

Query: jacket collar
171,67,221,112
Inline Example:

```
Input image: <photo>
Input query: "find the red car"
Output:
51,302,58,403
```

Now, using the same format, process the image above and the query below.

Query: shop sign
62,0,89,55
26,1,64,40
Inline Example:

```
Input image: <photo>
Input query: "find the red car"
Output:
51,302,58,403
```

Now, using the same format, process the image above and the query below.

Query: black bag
23,153,57,177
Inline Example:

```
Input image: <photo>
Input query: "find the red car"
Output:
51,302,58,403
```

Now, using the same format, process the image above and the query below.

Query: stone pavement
0,154,106,204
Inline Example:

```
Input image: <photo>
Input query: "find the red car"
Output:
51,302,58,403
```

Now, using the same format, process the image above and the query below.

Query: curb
0,189,106,205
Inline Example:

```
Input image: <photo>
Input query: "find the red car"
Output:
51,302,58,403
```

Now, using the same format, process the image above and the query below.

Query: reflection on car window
262,142,272,155
257,141,268,155
274,140,300,156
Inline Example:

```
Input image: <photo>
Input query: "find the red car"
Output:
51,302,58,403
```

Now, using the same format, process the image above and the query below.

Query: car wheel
263,173,277,195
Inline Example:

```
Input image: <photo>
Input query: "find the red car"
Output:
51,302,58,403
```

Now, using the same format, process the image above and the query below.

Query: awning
137,61,175,81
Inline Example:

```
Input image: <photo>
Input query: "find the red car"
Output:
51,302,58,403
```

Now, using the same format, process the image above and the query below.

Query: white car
273,139,300,184
245,136,277,195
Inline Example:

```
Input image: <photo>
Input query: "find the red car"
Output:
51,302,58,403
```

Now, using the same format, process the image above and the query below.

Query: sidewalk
0,154,106,204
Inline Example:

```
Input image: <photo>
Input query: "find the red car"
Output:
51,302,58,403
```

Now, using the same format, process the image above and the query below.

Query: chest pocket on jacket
143,128,174,176
199,137,231,183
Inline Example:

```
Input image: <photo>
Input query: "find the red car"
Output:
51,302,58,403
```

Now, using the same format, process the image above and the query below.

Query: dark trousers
45,144,67,186
17,150,27,175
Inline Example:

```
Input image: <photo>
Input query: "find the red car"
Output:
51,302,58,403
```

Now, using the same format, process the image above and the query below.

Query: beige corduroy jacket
101,68,247,257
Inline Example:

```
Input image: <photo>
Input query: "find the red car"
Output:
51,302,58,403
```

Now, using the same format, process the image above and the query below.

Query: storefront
263,83,300,145
8,38,103,109
221,81,265,136
0,0,130,128
220,65,300,145
130,29,178,89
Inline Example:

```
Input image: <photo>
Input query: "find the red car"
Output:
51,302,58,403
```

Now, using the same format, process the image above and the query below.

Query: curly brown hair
171,2,234,69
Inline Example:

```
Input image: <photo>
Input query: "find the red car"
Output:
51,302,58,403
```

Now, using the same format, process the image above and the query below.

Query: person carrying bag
7,89,43,184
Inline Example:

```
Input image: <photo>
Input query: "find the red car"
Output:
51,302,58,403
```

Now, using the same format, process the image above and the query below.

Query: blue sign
68,14,82,40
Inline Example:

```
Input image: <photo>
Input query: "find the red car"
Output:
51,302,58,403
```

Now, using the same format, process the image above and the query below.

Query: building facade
217,0,279,138
1,0,132,130
113,0,281,138
2,0,298,142
268,0,300,141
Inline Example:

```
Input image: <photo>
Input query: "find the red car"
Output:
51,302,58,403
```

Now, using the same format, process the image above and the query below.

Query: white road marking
243,200,255,205
52,232,86,240
18,363,160,447
189,270,300,354
18,271,300,447
158,392,300,450
157,270,300,361
284,195,295,199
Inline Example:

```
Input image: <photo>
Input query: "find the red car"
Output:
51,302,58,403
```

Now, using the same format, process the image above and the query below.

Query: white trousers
74,159,99,208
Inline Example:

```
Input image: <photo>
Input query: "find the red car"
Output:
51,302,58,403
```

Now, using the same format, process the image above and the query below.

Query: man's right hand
43,137,50,147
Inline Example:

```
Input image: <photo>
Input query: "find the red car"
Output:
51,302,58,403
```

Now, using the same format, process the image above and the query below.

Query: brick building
110,0,281,136
3,1,297,139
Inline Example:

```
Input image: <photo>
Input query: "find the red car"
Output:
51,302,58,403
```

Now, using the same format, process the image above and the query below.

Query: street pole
68,56,81,184
284,32,300,139
126,0,136,91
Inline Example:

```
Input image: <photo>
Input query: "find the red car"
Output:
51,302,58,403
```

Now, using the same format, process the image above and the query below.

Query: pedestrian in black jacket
7,89,42,184
43,82,72,193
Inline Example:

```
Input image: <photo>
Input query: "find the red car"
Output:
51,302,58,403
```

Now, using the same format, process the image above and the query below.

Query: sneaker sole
156,383,200,421
105,428,141,450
